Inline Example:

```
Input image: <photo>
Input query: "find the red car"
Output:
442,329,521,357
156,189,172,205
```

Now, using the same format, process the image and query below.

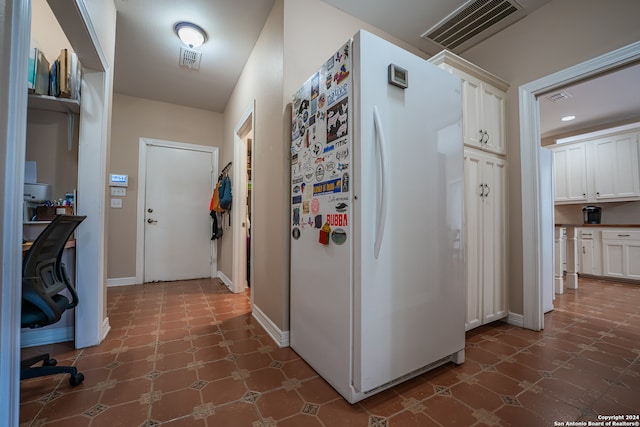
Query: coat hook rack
220,161,232,179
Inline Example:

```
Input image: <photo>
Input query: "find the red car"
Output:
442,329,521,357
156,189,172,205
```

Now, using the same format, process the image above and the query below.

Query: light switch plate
111,187,126,196
110,198,123,208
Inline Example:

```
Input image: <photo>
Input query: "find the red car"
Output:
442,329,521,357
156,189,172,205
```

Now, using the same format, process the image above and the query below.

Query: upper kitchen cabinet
553,123,640,204
592,131,640,200
552,143,588,203
429,50,510,156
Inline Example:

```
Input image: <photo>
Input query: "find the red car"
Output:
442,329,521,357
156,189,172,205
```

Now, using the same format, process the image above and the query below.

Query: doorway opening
519,41,640,331
232,102,255,295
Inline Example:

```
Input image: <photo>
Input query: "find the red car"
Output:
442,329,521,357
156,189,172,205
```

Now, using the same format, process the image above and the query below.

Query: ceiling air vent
421,0,524,53
179,47,202,70
546,91,572,102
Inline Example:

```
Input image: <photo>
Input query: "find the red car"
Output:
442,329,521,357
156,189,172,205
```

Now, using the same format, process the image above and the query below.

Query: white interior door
144,144,214,282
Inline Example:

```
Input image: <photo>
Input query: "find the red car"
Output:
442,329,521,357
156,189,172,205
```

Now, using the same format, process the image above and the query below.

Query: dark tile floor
20,277,640,426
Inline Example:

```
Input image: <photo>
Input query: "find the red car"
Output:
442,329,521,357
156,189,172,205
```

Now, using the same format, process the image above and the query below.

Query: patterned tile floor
20,277,640,426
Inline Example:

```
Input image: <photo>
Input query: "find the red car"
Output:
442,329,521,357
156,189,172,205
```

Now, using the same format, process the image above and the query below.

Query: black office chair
21,215,86,386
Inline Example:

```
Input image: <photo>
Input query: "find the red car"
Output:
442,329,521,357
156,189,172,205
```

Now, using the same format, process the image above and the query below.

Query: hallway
20,277,640,426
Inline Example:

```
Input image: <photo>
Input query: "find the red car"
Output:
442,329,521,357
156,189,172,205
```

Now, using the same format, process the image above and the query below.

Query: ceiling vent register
422,0,523,52
179,47,202,70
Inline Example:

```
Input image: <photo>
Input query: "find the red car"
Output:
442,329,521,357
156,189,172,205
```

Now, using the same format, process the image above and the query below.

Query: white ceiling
113,0,275,112
112,0,640,136
538,63,640,138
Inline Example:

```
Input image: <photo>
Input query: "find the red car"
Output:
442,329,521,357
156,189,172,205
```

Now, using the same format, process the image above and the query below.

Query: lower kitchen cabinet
464,148,507,330
602,230,640,280
578,228,601,276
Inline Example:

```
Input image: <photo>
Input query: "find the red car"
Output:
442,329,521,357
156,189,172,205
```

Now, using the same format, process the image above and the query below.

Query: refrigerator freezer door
352,31,465,394
290,41,354,399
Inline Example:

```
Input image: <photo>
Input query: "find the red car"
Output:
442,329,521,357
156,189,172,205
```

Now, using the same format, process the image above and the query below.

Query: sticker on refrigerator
311,142,323,158
302,201,310,214
293,207,300,226
327,213,348,227
313,178,342,196
333,64,350,85
292,227,301,240
342,172,350,193
292,195,302,205
319,222,331,245
335,202,347,212
311,72,320,100
327,98,348,143
331,228,347,245
304,168,315,183
311,198,320,215
315,164,325,181
327,83,348,107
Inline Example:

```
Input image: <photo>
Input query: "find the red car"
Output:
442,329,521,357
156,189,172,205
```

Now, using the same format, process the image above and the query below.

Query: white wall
108,93,224,280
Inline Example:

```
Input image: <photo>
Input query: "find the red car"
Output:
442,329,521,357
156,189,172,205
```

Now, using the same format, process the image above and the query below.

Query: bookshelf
28,93,79,114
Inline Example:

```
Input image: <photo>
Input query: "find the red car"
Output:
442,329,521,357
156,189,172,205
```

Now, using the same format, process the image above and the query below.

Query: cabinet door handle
583,246,585,254
479,184,485,197
484,131,490,145
618,234,630,237
484,183,490,197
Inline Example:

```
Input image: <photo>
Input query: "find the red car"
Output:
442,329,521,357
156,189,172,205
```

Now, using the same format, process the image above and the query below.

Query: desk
23,239,76,253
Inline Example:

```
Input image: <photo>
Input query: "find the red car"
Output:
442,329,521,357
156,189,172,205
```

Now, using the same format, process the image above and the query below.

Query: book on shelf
34,49,49,96
57,48,71,98
49,58,59,97
28,48,37,92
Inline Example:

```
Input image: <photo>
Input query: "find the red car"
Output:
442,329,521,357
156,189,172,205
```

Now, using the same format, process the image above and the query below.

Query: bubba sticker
327,213,348,227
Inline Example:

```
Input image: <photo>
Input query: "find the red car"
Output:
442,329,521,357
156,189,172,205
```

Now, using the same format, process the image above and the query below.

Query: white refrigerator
290,30,465,403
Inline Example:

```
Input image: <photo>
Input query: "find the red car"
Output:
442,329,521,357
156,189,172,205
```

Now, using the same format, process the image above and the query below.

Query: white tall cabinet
430,51,510,331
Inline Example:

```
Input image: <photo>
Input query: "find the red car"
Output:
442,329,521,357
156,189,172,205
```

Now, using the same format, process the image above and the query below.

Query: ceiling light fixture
561,115,576,122
174,21,207,49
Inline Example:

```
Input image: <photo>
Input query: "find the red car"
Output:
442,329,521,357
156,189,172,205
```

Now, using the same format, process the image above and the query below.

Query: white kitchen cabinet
430,51,509,156
602,230,640,280
553,144,587,203
577,228,601,276
464,148,508,330
553,123,640,204
593,132,640,200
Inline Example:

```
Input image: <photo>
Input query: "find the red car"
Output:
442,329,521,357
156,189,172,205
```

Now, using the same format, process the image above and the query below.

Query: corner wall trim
101,317,111,344
107,277,137,287
217,271,233,291
507,312,525,328
252,305,290,348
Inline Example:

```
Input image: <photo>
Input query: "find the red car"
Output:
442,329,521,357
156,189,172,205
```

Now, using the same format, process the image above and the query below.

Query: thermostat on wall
109,173,128,187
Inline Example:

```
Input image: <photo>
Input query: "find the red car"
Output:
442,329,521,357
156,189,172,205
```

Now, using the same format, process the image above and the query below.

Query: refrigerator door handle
373,106,387,259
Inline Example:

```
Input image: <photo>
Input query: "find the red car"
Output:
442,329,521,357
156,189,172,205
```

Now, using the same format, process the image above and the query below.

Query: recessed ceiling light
561,115,576,122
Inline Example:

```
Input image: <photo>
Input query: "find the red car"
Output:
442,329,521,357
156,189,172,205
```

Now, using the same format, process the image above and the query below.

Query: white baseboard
217,271,233,290
21,326,73,348
107,277,137,287
507,312,524,328
252,304,289,348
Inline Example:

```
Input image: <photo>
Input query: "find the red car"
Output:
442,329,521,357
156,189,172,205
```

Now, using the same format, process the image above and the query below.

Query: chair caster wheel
43,358,57,367
69,373,84,386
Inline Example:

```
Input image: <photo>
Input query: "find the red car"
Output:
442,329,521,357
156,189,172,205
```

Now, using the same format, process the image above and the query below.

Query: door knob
147,218,158,224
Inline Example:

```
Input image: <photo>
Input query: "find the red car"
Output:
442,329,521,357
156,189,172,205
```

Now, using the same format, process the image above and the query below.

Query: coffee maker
582,205,602,224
